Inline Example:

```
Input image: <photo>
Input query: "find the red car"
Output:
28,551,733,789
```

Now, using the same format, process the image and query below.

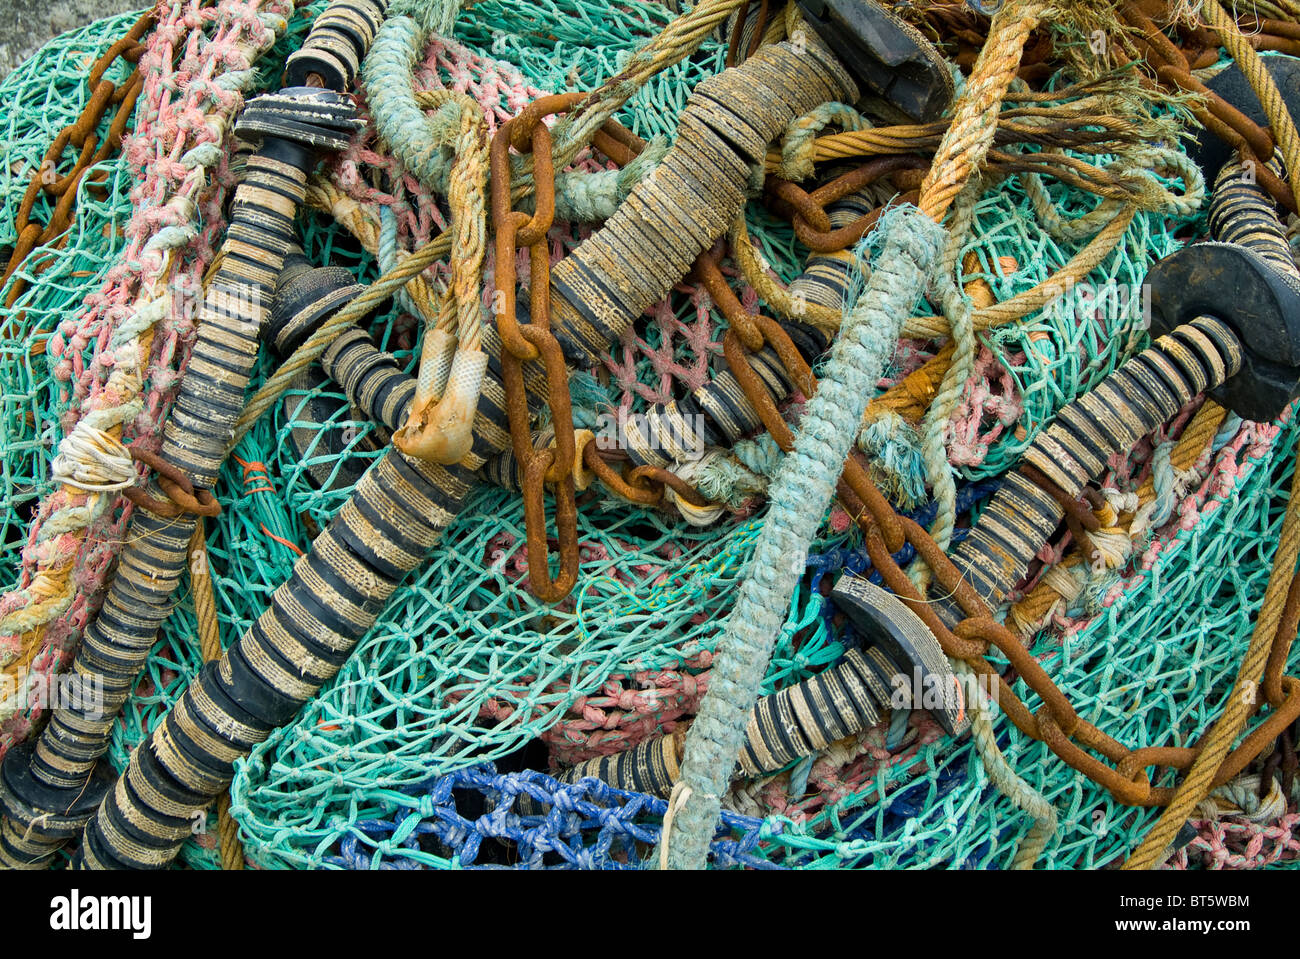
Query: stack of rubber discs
59,82,372,874
284,0,387,92
827,576,965,736
941,313,1243,620
266,255,375,358
0,743,115,868
19,119,354,819
538,577,965,801
737,645,889,780
78,665,275,869
547,32,855,372
941,154,1291,622
321,327,417,433
1026,317,1241,500
159,147,315,488
234,87,366,158
1209,157,1297,278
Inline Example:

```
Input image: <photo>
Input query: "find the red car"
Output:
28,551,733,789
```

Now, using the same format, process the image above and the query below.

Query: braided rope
418,90,488,354
663,206,947,869
918,0,1048,222
664,0,1049,868
365,15,666,221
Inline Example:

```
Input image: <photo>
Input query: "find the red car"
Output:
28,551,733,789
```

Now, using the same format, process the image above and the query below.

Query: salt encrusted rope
662,205,947,869
0,0,294,731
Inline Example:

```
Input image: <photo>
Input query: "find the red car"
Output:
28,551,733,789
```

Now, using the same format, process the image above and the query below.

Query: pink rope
1168,812,1300,870
0,0,294,757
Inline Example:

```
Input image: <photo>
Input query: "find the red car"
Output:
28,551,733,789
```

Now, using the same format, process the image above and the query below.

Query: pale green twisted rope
660,206,946,869
364,13,668,224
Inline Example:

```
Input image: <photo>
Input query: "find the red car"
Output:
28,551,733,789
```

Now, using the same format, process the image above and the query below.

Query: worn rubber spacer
0,741,115,840
831,575,966,735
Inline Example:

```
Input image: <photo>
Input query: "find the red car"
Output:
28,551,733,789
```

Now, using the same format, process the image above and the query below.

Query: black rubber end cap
831,574,967,735
795,0,954,123
0,742,114,839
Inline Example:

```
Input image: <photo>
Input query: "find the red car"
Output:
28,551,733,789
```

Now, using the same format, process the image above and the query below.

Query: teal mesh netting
0,1,1296,870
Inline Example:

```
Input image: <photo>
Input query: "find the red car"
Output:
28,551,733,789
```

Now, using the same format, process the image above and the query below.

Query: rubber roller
931,155,1300,626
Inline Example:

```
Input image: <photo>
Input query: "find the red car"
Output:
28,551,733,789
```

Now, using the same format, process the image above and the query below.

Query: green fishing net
0,0,1296,870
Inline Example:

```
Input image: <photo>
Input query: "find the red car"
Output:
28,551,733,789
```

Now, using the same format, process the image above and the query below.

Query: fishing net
1,0,1297,870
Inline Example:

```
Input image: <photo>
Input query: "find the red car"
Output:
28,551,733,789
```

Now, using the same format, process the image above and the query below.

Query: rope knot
50,423,135,492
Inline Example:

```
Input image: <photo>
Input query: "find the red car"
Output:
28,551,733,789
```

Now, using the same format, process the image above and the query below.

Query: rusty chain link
1,10,153,311
123,446,222,519
724,0,772,68
765,156,929,252
491,92,584,603
490,102,707,597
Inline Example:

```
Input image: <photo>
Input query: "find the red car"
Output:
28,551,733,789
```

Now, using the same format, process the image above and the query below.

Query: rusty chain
490,102,707,601
123,446,222,519
765,156,929,252
491,92,584,603
724,0,772,68
1,10,153,310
